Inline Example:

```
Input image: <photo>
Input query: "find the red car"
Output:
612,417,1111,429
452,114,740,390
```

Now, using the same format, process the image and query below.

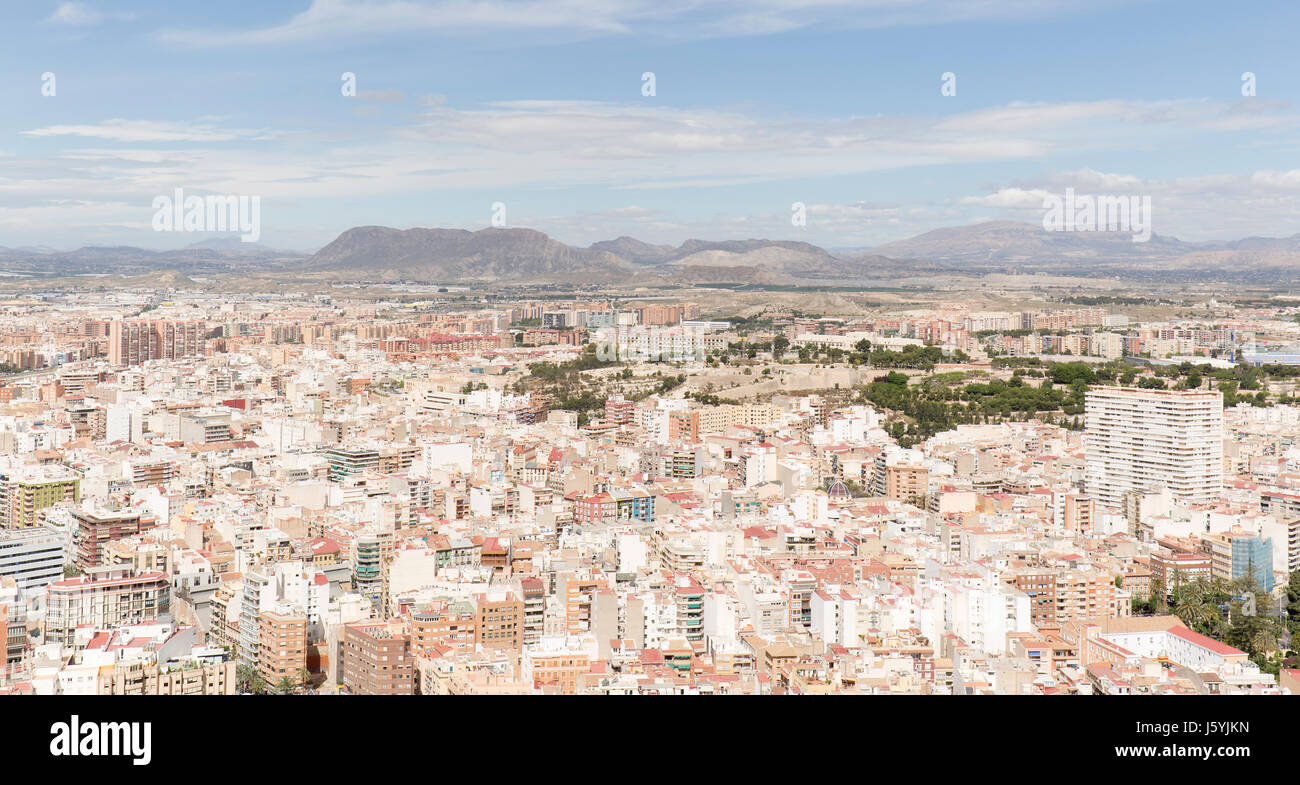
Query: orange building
258,610,307,687
107,319,205,367
410,598,477,656
668,411,700,443
884,463,928,503
474,592,524,652
524,645,591,694
343,621,416,695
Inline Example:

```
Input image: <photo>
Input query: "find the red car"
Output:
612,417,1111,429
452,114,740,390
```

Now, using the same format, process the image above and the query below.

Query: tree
1286,571,1300,621
772,335,790,361
1149,576,1167,614
1050,362,1098,386
1170,578,1227,638
1224,584,1284,662
275,675,298,695
237,664,267,695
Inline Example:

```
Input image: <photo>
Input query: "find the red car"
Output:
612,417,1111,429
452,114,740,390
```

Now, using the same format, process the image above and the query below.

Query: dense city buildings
2,19,1298,776
0,287,1297,697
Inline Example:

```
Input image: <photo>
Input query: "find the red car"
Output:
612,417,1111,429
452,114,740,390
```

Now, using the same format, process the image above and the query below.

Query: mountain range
4,220,1300,284
296,226,935,284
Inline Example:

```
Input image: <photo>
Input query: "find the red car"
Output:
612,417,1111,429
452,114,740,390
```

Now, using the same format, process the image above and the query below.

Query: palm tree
1148,576,1166,614
1251,624,1278,657
1174,591,1220,634
1171,579,1224,636
237,664,266,695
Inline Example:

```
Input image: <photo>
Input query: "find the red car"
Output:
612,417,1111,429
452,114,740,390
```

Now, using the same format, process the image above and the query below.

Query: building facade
1084,387,1223,510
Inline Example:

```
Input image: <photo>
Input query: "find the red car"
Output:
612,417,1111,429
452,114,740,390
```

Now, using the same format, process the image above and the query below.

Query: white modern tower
1084,386,1223,509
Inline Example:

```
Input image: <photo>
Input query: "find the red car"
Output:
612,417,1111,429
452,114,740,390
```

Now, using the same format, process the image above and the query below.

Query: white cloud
7,97,1300,247
22,119,275,143
960,168,1300,241
47,2,134,25
959,188,1053,208
357,89,407,103
154,0,1135,47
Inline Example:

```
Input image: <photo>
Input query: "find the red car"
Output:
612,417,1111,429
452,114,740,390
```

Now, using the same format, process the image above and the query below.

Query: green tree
1170,579,1227,637
1285,571,1300,621
1149,576,1167,614
237,664,267,695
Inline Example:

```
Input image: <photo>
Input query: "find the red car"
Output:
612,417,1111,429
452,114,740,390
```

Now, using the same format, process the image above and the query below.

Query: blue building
1230,534,1274,592
612,488,655,522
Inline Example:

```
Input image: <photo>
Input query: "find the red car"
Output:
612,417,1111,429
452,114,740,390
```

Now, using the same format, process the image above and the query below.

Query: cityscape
3,287,1300,697
1,2,1298,739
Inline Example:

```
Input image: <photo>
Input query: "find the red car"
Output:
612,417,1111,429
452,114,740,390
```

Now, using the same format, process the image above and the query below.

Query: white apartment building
936,577,1032,656
0,524,68,592
1084,386,1223,510
596,326,723,364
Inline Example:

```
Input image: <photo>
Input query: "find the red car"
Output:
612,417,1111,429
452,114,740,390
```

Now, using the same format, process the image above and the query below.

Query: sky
1,0,1298,252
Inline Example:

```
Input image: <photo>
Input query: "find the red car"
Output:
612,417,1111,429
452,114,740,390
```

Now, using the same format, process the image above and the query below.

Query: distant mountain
302,226,636,281
585,236,863,278
7,220,1300,285
0,240,304,279
0,245,60,255
865,220,1199,265
587,236,677,265
300,226,907,283
666,241,856,278
1221,234,1300,252
296,222,1300,284
185,238,296,255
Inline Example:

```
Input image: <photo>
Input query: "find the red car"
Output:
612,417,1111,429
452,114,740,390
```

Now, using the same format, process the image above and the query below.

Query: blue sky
2,0,1298,251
